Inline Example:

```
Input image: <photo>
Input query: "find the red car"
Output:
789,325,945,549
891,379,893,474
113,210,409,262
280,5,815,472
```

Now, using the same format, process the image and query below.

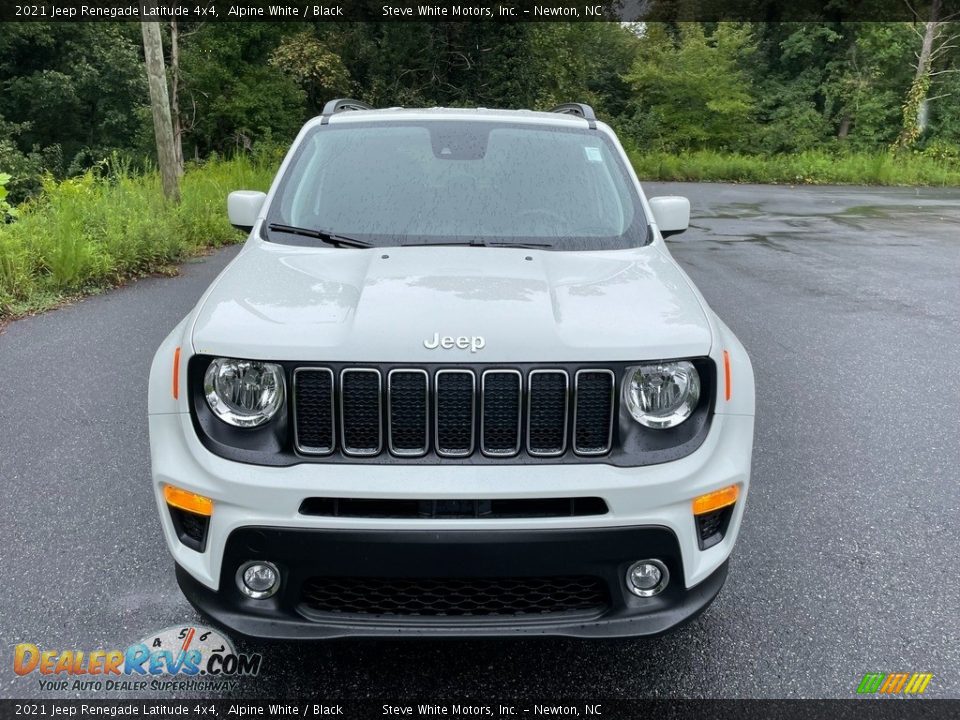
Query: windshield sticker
584,146,603,163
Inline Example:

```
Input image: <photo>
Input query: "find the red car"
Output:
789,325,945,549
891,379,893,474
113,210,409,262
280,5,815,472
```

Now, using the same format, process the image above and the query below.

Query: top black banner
3,0,958,23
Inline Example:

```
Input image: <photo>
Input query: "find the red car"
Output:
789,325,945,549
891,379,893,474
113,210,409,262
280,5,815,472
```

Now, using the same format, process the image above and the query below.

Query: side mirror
648,196,690,238
227,190,267,232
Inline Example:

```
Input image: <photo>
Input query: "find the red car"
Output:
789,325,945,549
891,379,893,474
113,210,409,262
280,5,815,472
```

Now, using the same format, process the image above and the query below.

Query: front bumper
177,525,728,639
151,410,753,597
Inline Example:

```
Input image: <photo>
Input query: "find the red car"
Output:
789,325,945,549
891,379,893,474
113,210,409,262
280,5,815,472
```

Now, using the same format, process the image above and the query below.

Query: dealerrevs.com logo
13,625,262,693
857,672,934,695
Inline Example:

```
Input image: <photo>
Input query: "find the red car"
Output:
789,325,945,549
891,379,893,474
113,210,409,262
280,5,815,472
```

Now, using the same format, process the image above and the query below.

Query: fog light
236,561,280,599
626,559,669,597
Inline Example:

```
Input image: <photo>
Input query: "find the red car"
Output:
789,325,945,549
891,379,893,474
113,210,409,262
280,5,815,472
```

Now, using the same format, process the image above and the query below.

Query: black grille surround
188,357,715,468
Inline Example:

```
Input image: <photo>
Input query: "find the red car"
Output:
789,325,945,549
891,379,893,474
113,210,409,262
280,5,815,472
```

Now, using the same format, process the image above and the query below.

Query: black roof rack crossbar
550,103,597,129
320,98,373,125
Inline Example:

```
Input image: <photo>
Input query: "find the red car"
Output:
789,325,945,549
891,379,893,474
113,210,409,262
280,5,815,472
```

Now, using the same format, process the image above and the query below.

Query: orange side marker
173,346,181,399
163,485,214,516
723,350,732,401
692,485,740,516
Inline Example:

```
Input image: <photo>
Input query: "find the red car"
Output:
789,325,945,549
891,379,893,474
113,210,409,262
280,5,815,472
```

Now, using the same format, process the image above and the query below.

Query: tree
895,0,959,150
624,24,758,152
169,19,185,175
173,23,306,156
141,18,180,202
825,24,915,148
269,32,352,112
0,24,145,177
529,23,639,114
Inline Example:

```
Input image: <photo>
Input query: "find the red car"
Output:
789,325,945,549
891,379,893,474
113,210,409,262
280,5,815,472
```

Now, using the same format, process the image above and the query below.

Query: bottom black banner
1,700,959,720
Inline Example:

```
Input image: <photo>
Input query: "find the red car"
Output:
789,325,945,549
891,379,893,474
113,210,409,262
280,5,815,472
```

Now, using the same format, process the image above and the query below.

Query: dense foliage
0,155,275,318
2,21,959,205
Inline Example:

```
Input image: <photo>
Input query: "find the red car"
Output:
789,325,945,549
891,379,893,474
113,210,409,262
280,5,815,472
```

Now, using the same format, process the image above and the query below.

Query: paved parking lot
1,182,958,699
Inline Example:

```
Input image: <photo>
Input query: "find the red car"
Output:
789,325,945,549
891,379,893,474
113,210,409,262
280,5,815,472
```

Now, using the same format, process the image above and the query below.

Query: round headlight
204,358,285,428
624,361,700,429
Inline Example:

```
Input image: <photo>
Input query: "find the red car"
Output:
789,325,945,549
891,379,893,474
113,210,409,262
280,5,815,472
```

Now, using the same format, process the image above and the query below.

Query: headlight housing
203,358,285,428
623,361,701,429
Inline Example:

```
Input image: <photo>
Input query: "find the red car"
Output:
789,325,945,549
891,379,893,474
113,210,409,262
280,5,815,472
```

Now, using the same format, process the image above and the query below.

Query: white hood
190,242,713,362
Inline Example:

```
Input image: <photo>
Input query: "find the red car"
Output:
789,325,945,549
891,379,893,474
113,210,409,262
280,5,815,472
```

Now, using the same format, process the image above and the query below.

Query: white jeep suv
148,100,755,638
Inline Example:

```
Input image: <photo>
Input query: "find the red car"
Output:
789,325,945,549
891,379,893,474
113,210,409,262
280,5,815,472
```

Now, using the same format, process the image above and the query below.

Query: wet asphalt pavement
1,183,958,700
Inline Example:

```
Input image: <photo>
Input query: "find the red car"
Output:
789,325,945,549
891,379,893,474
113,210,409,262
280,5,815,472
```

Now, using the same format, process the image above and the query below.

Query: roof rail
320,98,373,125
550,103,597,129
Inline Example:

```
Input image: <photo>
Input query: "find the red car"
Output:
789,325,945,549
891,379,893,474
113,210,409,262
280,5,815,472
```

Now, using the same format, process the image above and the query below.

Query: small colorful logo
857,672,933,695
13,625,261,680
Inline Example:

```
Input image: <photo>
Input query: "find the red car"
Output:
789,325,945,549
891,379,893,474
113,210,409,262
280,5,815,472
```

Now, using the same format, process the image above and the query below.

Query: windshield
265,121,648,250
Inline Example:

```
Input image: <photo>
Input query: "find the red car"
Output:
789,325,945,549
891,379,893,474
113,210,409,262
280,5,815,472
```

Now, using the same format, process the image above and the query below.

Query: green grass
629,149,960,186
0,155,276,321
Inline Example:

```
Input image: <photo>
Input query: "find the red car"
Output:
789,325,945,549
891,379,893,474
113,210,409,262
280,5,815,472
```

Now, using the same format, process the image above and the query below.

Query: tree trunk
895,0,941,150
837,114,851,140
141,15,180,203
170,19,184,176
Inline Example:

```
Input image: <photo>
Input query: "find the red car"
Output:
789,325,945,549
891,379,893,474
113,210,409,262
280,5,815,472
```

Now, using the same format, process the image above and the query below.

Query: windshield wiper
267,223,373,249
399,239,554,249
486,241,554,249
399,239,487,247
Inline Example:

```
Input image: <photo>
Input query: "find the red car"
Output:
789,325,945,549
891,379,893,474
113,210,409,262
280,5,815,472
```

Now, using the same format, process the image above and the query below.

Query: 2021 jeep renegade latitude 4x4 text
148,100,755,638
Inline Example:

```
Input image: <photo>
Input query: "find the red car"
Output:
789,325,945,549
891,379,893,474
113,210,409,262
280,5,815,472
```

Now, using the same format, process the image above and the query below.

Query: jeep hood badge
424,333,486,353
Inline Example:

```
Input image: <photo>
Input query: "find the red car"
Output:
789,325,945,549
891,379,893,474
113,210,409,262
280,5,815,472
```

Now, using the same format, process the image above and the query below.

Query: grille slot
573,369,615,455
434,370,476,457
387,369,429,457
300,575,609,617
340,369,382,456
527,370,569,456
481,370,522,456
293,368,335,455
299,496,608,519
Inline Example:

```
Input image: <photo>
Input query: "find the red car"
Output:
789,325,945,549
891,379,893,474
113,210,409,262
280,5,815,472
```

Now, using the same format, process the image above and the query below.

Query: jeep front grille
292,366,615,460
299,575,609,617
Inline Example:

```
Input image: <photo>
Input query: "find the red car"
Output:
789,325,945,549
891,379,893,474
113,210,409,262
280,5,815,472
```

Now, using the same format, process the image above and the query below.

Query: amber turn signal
722,350,732,401
692,485,739,516
172,346,181,399
163,484,213,517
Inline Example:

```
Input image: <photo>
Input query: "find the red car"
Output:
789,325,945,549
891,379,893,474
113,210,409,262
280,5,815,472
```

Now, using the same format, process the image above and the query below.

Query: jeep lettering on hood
423,333,486,352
